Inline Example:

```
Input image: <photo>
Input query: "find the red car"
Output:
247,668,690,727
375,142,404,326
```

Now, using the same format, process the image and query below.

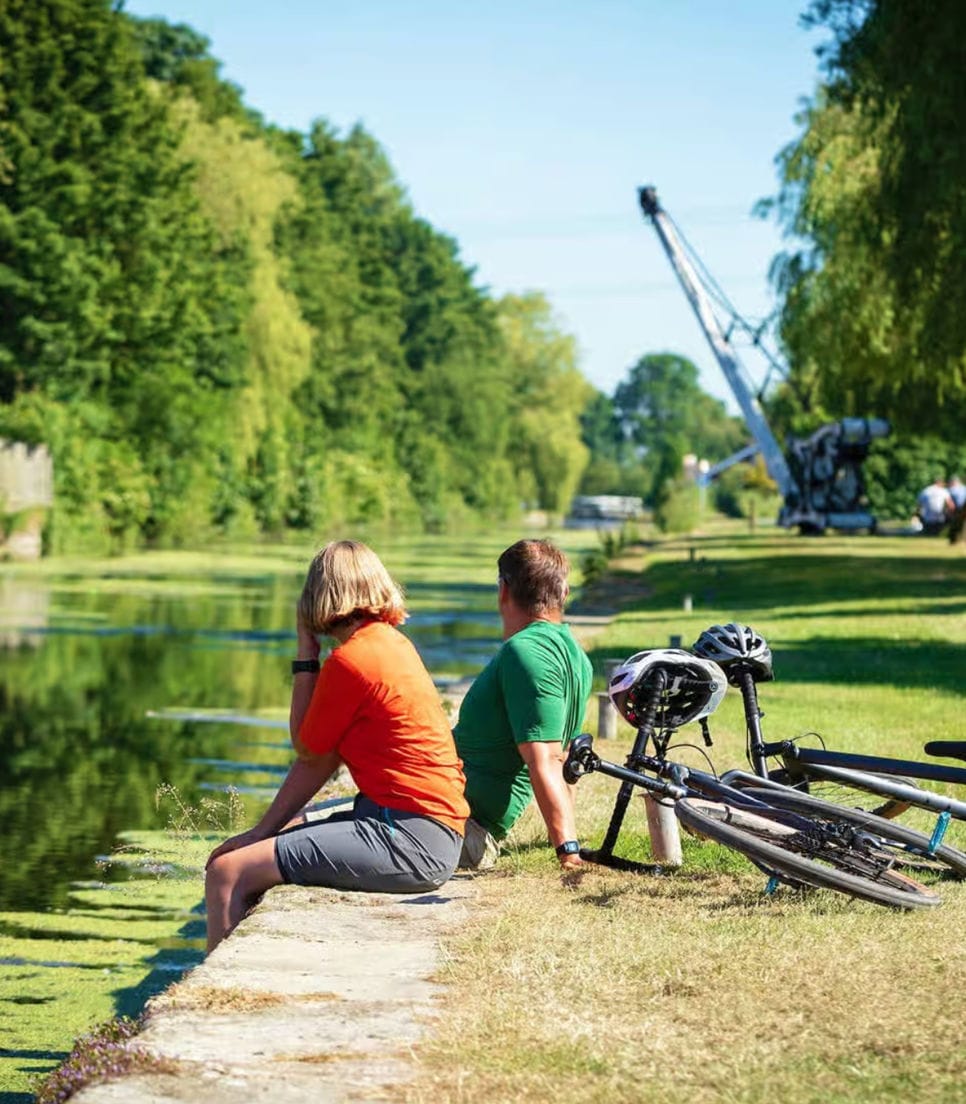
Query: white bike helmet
691,622,774,685
607,648,727,729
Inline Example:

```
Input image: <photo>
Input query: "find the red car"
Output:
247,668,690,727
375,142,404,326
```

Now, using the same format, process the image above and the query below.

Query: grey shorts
274,794,463,894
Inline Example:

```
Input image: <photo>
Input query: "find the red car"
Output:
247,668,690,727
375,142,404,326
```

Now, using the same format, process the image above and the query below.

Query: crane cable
663,209,813,412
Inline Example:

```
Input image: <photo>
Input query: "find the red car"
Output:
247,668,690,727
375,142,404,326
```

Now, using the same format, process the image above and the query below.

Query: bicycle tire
675,798,940,910
767,764,914,819
735,786,966,880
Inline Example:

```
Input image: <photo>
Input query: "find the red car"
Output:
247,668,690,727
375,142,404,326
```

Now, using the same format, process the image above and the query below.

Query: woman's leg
205,837,284,954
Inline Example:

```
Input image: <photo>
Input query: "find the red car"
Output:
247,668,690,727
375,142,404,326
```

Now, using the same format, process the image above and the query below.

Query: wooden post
597,691,618,740
644,794,682,866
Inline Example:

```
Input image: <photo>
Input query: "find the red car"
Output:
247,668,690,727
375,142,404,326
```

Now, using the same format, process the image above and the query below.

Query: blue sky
124,0,825,411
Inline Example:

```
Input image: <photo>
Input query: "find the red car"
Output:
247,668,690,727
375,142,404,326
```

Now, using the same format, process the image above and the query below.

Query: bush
654,479,700,534
864,435,966,521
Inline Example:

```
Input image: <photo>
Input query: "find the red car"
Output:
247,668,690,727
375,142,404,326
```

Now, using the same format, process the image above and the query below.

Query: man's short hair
497,539,569,615
299,540,406,634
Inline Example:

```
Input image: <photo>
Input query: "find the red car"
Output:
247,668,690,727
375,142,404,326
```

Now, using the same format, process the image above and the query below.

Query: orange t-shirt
298,620,468,834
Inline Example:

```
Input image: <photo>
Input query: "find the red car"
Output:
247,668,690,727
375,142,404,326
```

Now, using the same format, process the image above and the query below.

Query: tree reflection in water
0,575,299,911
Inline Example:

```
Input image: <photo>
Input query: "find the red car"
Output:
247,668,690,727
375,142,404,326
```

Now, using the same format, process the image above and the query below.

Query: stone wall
0,439,53,560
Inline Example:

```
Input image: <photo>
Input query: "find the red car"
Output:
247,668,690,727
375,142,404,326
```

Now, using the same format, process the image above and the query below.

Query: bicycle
565,649,941,909
689,623,966,878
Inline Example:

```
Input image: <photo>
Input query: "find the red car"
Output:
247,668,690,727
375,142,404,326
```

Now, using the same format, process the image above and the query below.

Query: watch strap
291,658,321,675
555,840,580,857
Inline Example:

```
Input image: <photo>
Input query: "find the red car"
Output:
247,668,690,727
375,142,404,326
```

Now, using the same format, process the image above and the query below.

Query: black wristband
555,840,580,857
291,658,320,675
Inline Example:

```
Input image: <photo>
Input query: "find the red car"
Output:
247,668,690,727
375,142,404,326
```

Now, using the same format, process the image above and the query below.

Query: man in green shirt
454,539,593,870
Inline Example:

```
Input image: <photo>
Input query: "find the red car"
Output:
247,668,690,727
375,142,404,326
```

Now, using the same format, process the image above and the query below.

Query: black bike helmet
691,622,774,685
608,649,727,729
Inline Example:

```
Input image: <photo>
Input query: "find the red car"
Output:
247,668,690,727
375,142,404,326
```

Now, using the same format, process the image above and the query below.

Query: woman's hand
205,828,266,870
296,606,320,660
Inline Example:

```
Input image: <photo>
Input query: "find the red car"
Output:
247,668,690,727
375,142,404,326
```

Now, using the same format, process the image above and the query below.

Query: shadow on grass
645,552,966,613
1,1084,58,1104
589,634,966,693
111,903,206,1020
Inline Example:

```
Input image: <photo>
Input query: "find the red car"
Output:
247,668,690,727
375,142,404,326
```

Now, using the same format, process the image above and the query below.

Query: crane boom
637,184,888,534
638,186,793,496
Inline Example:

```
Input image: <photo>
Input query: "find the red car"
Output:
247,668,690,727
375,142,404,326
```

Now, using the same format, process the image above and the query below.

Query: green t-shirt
453,620,593,838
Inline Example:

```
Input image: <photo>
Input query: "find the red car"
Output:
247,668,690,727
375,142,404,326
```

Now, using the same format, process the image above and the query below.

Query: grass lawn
407,521,966,1104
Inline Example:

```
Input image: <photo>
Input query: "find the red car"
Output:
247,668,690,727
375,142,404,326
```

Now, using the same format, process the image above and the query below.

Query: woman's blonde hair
298,540,406,635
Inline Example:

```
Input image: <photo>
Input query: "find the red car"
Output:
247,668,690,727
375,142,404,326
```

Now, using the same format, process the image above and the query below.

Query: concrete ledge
74,877,476,1103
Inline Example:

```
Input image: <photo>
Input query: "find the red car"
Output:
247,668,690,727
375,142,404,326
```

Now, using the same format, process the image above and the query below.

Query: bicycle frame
573,668,811,872
728,665,966,822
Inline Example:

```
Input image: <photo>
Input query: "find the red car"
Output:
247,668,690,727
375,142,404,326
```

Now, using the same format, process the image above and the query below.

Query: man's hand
559,852,586,888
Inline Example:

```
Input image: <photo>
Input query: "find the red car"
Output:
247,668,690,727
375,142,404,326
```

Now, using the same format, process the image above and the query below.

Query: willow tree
498,293,592,514
764,0,966,439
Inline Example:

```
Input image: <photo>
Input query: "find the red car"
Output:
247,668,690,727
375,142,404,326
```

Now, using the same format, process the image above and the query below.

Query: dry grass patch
150,983,341,1014
410,863,966,1103
408,762,966,1104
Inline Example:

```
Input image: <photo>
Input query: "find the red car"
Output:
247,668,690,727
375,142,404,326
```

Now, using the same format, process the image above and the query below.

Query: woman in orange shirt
205,541,468,952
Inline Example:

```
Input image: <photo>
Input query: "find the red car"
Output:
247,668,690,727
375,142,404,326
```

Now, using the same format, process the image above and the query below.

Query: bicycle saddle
924,741,966,763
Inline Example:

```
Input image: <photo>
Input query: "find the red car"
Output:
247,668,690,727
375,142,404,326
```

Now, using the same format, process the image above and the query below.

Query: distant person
916,476,954,536
454,539,593,872
948,474,966,511
204,540,468,953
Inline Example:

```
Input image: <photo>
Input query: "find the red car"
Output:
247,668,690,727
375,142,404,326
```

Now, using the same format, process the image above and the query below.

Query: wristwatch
555,840,581,857
291,658,321,675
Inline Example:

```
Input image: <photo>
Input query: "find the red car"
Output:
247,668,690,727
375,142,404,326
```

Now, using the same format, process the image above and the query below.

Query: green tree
129,15,256,125
389,216,513,520
0,0,251,548
763,0,966,440
497,293,591,513
613,353,744,504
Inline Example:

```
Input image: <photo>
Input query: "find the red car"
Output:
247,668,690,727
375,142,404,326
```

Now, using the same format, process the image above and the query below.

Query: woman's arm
206,753,341,868
289,608,322,746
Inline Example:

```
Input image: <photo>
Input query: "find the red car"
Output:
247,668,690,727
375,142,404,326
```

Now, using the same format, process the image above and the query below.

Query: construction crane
638,185,889,534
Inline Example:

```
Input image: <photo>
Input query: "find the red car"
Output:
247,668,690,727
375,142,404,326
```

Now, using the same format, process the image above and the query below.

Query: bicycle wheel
675,798,940,909
766,763,916,819
735,786,966,879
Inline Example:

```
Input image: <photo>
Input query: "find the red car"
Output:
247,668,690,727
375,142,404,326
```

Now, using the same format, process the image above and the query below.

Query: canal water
0,530,600,1097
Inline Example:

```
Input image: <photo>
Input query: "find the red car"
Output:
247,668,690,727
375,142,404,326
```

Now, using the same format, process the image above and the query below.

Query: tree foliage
764,0,966,441
0,2,590,550
579,353,745,507
498,293,591,514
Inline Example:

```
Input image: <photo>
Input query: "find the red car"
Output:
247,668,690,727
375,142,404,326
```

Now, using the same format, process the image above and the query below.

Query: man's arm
517,740,581,868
